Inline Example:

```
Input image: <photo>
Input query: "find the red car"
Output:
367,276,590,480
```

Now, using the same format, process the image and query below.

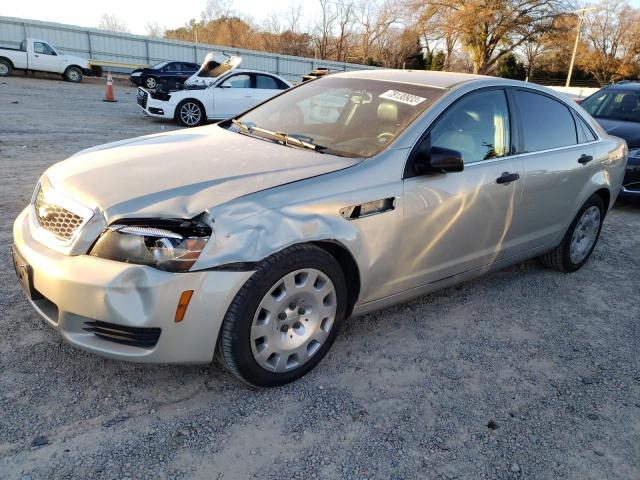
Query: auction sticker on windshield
379,90,426,106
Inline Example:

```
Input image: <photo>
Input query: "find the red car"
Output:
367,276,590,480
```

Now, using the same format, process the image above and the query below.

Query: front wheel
175,100,205,127
64,66,83,82
539,194,604,272
217,244,348,387
144,76,158,89
0,59,12,77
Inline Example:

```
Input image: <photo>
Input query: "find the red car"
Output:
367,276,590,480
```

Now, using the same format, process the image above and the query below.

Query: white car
0,38,91,82
137,57,291,127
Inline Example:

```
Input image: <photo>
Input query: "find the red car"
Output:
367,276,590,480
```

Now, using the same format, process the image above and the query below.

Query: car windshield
581,90,640,123
231,76,444,158
152,61,169,70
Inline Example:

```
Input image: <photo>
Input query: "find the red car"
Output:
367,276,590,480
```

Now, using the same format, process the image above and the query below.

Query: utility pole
566,7,596,87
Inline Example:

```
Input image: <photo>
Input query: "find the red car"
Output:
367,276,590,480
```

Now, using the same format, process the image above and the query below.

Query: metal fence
0,16,378,81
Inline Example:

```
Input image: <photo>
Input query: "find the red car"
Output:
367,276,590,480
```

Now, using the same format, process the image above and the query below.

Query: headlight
89,218,211,272
131,72,142,77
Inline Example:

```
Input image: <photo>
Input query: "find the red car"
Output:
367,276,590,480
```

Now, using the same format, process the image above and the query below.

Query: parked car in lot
0,38,91,82
137,69,291,126
129,61,201,90
580,81,640,198
12,71,627,387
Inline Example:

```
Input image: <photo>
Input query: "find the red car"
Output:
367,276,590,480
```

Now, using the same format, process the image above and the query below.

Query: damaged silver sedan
12,70,627,386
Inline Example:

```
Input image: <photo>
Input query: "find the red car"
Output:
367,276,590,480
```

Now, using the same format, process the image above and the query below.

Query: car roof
334,69,496,89
602,81,640,92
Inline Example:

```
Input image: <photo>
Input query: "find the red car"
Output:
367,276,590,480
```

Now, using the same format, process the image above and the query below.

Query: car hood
184,53,242,87
595,118,640,148
44,125,360,222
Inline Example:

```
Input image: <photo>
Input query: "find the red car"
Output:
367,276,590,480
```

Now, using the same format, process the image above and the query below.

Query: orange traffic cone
103,72,117,102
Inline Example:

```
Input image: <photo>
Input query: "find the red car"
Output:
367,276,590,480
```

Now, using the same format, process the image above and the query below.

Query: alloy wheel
180,102,201,126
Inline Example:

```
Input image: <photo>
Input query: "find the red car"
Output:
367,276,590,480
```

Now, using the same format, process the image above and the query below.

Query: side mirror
413,136,464,175
429,146,464,173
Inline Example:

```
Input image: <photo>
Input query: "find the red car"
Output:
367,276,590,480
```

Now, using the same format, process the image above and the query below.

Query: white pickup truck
0,38,92,82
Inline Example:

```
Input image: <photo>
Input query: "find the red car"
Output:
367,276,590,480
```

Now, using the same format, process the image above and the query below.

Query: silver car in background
12,70,627,387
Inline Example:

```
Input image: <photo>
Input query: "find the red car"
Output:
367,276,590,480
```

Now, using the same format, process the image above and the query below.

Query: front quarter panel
195,152,406,305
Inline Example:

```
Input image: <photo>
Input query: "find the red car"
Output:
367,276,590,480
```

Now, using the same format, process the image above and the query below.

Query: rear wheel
217,244,348,387
176,100,205,127
539,194,604,272
0,59,12,77
144,76,158,89
64,66,83,82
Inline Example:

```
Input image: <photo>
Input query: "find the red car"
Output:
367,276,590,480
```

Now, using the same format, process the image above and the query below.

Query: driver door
212,73,254,119
32,41,61,73
397,88,524,292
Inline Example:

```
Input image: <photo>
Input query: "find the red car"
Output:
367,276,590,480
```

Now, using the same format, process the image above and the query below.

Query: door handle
496,172,520,184
578,154,593,165
244,94,252,98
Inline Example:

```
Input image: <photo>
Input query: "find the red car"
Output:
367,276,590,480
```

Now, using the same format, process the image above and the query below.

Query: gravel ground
1,75,639,480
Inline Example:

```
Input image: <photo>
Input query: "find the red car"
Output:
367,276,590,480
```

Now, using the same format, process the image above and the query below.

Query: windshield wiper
232,119,326,153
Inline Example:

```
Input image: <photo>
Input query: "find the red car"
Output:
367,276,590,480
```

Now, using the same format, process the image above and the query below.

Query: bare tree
579,0,640,84
334,0,356,62
413,0,565,74
356,0,400,64
203,0,234,22
314,0,338,59
145,21,166,38
285,1,303,33
98,13,129,33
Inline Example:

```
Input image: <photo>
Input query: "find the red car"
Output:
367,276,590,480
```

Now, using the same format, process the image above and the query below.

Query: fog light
175,290,194,322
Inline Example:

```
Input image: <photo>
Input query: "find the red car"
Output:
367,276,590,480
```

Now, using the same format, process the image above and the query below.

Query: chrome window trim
462,140,602,168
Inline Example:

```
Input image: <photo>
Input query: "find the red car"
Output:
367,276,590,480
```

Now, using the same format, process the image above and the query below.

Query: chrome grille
137,88,148,108
34,187,83,241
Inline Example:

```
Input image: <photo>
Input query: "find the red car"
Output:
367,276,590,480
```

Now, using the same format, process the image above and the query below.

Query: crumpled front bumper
12,208,253,364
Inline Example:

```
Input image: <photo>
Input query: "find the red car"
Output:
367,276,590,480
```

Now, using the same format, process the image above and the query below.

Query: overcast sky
5,0,640,36
3,0,322,35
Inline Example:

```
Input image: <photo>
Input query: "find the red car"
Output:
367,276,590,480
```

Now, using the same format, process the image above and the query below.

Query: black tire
64,66,83,82
217,244,348,387
144,76,158,89
175,99,205,127
539,194,605,272
0,58,12,77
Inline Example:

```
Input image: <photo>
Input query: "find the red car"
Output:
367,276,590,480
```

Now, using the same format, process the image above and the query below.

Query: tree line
100,0,640,86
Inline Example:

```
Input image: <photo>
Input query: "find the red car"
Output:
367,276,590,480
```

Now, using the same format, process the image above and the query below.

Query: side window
576,115,597,143
220,74,251,88
34,42,55,55
430,89,510,164
182,63,197,71
255,74,279,90
514,91,577,152
162,63,179,72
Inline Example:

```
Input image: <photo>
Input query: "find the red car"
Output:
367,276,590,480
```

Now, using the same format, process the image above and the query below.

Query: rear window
255,74,280,90
514,91,577,152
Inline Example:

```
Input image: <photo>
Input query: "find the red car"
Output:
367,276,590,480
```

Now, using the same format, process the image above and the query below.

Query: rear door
211,73,254,118
253,73,288,104
508,89,597,251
